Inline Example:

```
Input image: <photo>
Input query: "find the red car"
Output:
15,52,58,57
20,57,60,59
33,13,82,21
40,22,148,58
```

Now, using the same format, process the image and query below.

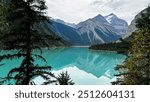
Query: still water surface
0,47,126,85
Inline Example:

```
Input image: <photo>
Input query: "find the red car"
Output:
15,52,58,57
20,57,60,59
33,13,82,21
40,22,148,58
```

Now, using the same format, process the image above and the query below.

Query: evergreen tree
113,6,150,85
0,1,9,65
0,0,56,85
0,1,7,42
56,71,74,85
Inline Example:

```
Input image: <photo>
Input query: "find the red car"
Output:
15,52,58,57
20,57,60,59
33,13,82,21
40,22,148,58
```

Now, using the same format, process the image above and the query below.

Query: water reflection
42,47,126,80
0,47,126,85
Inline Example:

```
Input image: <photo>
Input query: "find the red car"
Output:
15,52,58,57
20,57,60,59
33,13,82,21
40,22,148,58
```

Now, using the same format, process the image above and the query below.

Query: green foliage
114,6,150,85
0,2,8,36
89,40,131,55
0,0,56,85
136,6,150,29
56,71,74,85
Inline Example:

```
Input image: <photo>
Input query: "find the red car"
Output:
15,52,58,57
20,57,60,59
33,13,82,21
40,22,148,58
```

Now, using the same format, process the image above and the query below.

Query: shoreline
70,45,90,48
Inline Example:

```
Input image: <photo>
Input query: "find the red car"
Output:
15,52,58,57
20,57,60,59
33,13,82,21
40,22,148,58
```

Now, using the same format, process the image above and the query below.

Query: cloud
45,0,150,24
45,0,93,23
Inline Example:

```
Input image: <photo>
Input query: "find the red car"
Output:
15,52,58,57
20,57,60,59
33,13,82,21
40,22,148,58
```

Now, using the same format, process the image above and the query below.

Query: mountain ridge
47,13,128,45
105,13,128,36
122,8,148,41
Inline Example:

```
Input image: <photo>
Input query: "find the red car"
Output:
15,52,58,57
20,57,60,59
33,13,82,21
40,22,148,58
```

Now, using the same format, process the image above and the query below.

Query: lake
0,47,126,85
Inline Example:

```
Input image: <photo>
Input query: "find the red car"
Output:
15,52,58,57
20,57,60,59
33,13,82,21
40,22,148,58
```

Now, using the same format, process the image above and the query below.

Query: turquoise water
0,47,126,85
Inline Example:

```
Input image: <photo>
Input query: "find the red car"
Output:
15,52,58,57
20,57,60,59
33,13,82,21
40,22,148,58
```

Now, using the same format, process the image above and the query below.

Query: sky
45,0,150,24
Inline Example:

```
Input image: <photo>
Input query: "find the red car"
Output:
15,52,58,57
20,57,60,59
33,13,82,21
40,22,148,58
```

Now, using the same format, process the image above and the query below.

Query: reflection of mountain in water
34,66,117,85
75,52,121,78
42,47,126,78
0,47,126,85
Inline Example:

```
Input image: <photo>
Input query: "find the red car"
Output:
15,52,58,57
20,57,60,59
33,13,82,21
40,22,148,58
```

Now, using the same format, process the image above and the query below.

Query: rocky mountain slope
123,8,148,41
105,13,128,36
49,14,128,45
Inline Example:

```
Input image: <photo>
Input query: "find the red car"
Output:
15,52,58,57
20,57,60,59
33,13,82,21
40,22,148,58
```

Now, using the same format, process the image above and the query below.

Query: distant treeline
89,39,131,55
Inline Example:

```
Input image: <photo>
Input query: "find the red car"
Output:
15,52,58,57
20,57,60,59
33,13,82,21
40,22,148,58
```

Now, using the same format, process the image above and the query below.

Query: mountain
50,21,84,45
35,21,67,47
48,14,128,45
105,13,128,36
2,0,128,46
123,8,148,41
89,8,149,53
76,14,121,44
91,14,109,24
53,19,76,28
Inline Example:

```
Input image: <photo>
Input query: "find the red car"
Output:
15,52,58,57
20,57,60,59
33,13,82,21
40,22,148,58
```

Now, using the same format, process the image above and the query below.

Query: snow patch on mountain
105,13,128,36
50,13,128,45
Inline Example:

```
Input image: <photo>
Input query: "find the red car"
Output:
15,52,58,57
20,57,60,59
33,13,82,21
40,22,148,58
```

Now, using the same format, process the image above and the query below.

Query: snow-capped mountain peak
50,13,128,45
92,14,109,24
105,13,128,36
105,13,118,23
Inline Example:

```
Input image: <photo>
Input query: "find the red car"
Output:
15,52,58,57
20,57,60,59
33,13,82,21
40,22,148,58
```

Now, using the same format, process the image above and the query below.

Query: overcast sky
45,0,150,24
